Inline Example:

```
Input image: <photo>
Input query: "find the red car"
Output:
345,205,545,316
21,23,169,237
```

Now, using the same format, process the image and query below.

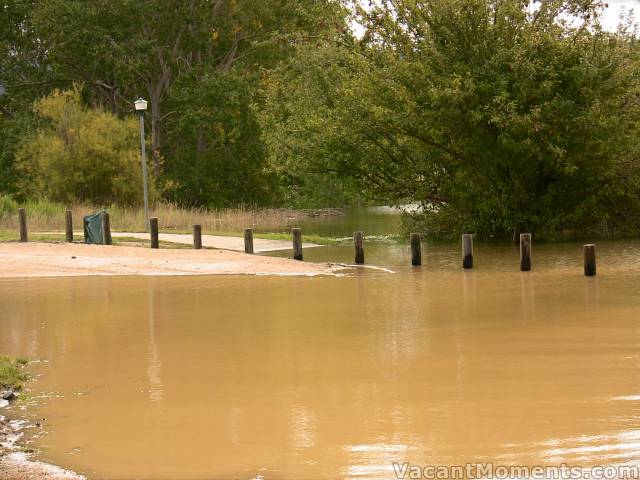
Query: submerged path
109,231,320,252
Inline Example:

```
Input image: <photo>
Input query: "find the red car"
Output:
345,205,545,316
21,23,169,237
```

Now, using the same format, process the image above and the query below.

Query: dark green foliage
21,0,346,208
264,0,640,239
162,73,277,207
4,0,640,232
0,115,32,199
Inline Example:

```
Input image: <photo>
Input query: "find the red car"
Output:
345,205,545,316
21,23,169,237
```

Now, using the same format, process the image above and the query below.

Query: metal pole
139,113,150,229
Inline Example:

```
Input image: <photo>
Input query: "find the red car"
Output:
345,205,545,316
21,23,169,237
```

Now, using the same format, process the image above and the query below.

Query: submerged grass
0,356,28,391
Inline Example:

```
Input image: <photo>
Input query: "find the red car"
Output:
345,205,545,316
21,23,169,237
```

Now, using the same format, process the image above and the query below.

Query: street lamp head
134,97,148,112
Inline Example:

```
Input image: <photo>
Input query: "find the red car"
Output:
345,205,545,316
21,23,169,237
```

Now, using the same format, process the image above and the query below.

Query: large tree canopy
2,0,640,236
262,0,640,238
1,0,346,207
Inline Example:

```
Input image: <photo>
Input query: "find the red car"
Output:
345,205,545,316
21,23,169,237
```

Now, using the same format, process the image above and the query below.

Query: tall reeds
0,196,315,234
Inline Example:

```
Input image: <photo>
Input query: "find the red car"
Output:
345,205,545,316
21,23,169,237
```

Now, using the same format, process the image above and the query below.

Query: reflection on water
1,241,640,479
146,287,163,403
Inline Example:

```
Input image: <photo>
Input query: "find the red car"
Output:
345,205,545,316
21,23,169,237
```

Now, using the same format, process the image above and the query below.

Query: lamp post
134,97,150,228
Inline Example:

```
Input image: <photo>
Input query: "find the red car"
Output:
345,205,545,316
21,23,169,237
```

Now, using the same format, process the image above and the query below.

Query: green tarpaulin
83,211,106,244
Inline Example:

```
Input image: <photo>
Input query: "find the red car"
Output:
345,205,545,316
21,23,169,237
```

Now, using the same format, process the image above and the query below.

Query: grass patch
0,356,28,391
250,232,342,245
0,230,195,249
0,231,70,242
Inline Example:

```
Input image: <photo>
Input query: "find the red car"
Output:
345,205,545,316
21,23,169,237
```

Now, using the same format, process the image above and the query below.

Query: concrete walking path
109,231,321,252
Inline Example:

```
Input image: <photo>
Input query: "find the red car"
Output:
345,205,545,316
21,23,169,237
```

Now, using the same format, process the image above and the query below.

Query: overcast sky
602,0,639,30
351,1,640,34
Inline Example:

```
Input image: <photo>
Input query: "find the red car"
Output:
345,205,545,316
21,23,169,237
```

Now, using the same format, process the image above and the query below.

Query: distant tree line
2,0,640,239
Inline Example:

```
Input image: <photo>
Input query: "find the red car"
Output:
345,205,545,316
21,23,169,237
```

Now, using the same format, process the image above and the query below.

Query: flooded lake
1,238,640,479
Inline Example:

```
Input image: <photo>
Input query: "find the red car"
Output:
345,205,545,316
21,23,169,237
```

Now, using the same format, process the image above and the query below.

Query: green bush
17,88,153,206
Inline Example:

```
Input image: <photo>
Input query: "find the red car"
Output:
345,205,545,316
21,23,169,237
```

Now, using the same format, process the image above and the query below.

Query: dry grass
0,197,336,235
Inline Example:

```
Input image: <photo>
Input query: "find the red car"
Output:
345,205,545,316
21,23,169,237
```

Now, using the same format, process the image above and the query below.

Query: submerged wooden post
101,212,112,245
584,244,596,277
244,228,254,254
65,210,73,243
18,208,27,242
520,233,532,272
354,231,364,264
193,224,202,249
292,228,303,261
462,234,473,269
410,233,422,266
150,217,159,249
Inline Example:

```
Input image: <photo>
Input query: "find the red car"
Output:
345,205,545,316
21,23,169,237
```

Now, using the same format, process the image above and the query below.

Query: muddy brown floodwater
1,241,640,479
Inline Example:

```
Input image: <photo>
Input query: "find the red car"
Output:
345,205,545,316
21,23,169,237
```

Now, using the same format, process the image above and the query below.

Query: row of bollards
102,212,112,245
244,228,254,254
584,244,596,276
14,208,597,276
460,233,596,276
292,228,303,261
150,217,159,249
410,233,421,266
17,208,112,245
193,224,202,249
18,208,28,242
65,209,73,242
520,233,532,272
462,233,473,269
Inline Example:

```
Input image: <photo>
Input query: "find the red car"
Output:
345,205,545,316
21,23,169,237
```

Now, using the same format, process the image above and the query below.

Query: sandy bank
0,242,340,278
0,414,84,480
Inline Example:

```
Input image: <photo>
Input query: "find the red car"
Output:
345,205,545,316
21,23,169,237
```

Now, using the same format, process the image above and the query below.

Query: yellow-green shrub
17,88,152,206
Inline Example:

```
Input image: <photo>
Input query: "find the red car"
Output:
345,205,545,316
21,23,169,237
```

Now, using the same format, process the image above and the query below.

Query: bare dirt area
0,242,340,278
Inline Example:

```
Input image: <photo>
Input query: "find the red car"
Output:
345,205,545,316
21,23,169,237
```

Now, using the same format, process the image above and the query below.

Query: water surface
1,241,640,479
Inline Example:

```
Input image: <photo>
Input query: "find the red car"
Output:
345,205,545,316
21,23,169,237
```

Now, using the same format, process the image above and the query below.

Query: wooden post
193,224,202,249
410,233,422,266
292,228,303,261
65,210,73,242
354,231,365,264
462,234,473,269
584,244,596,277
101,212,112,245
18,208,27,242
520,233,532,272
150,217,159,249
244,228,254,254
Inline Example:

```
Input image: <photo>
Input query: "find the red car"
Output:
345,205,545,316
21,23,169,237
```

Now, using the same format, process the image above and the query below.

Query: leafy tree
0,0,50,197
162,71,277,206
17,88,150,205
158,0,348,207
263,0,640,238
31,0,346,207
